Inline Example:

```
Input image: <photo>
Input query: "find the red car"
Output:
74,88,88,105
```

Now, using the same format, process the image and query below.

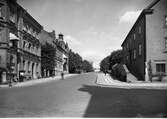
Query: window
0,7,2,18
139,26,141,34
126,55,129,61
23,41,26,48
133,33,136,40
165,16,167,27
28,61,30,72
0,56,1,64
139,44,142,56
28,43,31,49
165,38,167,48
23,24,26,31
133,50,136,59
127,43,129,50
9,11,15,23
23,60,25,70
156,63,166,73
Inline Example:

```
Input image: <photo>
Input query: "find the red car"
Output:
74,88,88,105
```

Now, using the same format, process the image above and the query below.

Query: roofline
16,3,43,30
121,10,145,46
145,0,161,9
121,0,161,47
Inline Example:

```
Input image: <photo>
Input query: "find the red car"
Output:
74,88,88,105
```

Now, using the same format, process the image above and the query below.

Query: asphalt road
0,72,167,117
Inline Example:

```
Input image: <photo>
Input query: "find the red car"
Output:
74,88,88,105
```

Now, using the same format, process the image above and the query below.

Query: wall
146,0,167,78
122,14,146,80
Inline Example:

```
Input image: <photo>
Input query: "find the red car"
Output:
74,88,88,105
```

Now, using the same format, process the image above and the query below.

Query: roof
16,2,43,31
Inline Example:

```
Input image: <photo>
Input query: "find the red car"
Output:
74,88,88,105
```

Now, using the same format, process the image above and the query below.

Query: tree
109,49,123,69
69,50,83,73
69,50,94,73
100,56,110,73
82,60,94,72
41,42,56,77
100,49,123,73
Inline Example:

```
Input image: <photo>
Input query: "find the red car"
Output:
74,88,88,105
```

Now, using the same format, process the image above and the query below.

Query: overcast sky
18,0,153,68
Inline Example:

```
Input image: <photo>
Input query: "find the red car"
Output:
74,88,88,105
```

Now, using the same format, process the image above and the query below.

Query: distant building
39,30,69,77
0,0,43,83
54,33,69,75
121,0,167,81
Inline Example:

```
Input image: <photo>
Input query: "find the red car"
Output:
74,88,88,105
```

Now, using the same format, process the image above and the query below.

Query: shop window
156,63,166,73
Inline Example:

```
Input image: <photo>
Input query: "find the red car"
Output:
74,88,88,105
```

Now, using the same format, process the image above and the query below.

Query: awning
9,33,19,41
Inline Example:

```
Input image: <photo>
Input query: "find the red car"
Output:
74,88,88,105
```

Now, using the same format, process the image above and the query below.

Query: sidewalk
96,73,167,89
0,73,78,88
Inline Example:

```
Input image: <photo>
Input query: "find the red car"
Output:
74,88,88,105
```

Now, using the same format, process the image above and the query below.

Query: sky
18,0,153,68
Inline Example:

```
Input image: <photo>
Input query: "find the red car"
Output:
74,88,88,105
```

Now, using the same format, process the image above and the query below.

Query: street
0,72,167,117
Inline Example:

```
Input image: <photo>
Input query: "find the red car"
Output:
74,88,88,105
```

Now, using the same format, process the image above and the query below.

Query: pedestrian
9,79,12,87
61,71,64,80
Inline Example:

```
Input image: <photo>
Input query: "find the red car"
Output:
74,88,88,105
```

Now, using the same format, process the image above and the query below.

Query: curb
0,74,78,88
96,73,167,90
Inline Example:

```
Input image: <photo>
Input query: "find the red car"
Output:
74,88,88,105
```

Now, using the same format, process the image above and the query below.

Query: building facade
39,30,69,77
54,33,69,75
0,0,43,83
121,0,167,81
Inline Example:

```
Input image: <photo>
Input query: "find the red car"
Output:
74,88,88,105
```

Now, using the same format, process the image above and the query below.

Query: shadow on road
78,85,167,118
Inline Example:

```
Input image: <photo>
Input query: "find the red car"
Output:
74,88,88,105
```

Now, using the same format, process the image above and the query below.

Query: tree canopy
69,50,94,73
100,49,123,72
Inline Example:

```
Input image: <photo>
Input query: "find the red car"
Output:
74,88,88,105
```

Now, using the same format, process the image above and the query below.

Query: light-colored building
39,30,69,77
121,0,167,81
54,33,69,75
0,0,43,83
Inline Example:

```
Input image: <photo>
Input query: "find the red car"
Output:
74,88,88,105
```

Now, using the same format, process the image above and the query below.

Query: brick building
0,0,43,83
121,0,167,81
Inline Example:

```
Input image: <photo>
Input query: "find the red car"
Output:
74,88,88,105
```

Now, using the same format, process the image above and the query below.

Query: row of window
125,44,142,61
23,23,39,39
23,60,39,73
156,63,166,73
124,27,142,51
22,40,40,55
0,6,39,39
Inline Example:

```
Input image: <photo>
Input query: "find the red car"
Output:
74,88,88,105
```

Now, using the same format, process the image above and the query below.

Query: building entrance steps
96,73,167,89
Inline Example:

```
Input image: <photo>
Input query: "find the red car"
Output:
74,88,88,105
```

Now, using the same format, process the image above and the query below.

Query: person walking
61,71,64,80
9,78,12,87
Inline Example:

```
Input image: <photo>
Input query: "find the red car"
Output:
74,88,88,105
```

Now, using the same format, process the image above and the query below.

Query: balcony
22,30,40,46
